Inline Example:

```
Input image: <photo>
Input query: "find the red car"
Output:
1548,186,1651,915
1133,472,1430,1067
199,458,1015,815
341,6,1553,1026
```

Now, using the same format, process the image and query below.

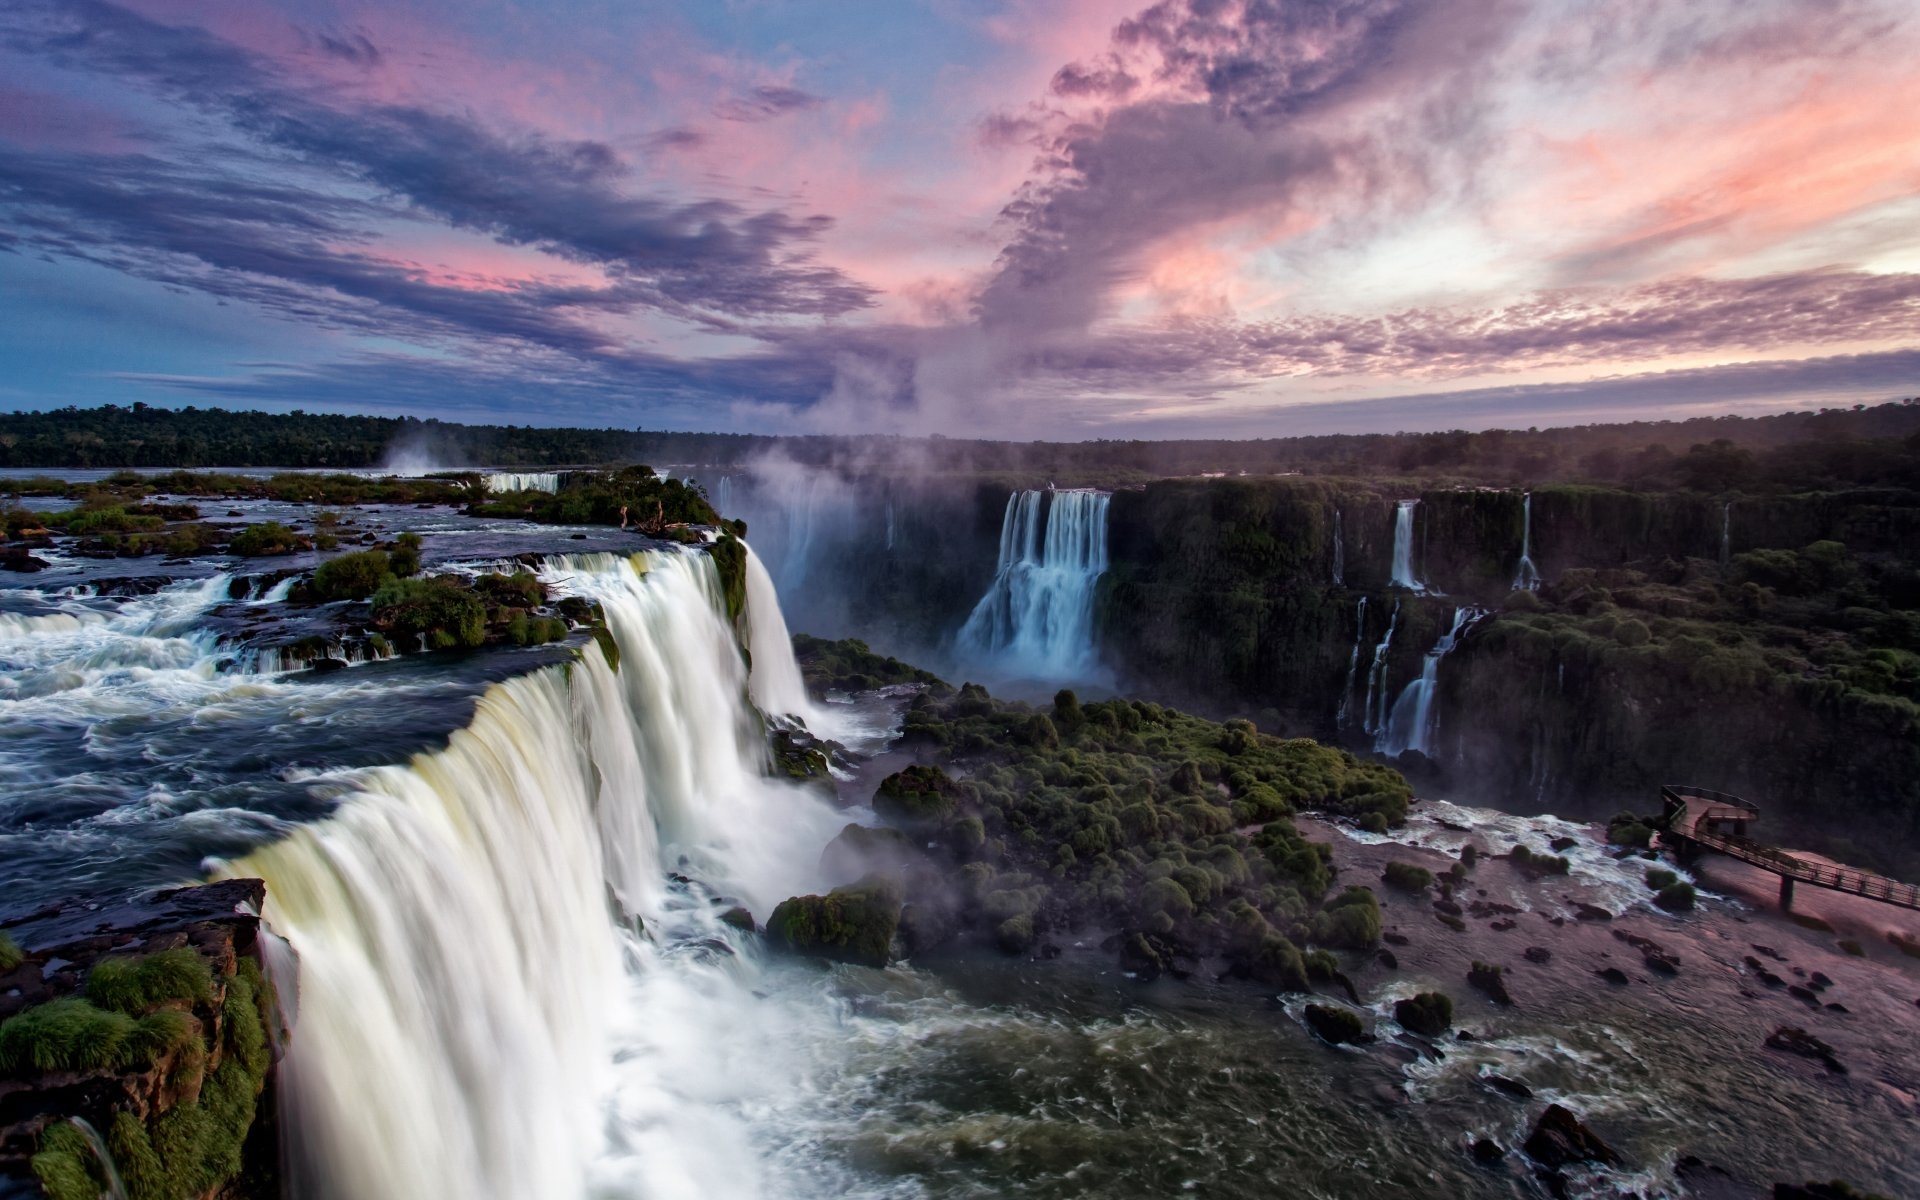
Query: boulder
1393,991,1454,1038
1765,1026,1846,1075
1523,1104,1620,1170
1468,960,1514,1005
871,765,956,829
766,878,903,968
1303,1004,1366,1045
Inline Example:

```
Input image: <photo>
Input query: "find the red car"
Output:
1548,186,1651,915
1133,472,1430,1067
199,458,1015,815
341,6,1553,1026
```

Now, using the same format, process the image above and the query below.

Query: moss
706,533,748,624
1645,867,1679,891
767,878,904,968
589,624,621,673
1310,887,1382,949
1302,949,1339,982
995,914,1036,955
1837,938,1865,957
1382,861,1434,891
86,948,213,1014
792,634,948,694
873,765,957,828
371,575,487,650
228,521,305,556
0,930,21,972
1303,1003,1365,1045
1654,882,1696,912
1509,845,1572,876
1394,991,1454,1037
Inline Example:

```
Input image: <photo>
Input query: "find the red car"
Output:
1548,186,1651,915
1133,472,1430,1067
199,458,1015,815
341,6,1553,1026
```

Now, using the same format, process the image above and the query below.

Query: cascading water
1331,509,1345,586
956,489,1110,680
1360,599,1401,736
885,497,895,551
1513,492,1541,591
1390,500,1425,592
484,472,562,493
1720,500,1732,565
214,548,848,1200
1376,607,1480,758
1335,597,1367,729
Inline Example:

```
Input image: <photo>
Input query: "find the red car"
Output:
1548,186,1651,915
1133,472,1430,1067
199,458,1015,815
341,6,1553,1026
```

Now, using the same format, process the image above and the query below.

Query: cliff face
0,880,282,1200
1093,478,1920,869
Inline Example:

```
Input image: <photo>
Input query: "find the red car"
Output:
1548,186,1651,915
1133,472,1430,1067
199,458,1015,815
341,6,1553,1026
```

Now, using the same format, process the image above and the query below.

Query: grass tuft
86,948,213,1014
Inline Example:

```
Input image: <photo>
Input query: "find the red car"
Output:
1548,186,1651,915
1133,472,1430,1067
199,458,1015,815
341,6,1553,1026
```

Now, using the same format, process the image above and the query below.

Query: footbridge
1660,785,1920,912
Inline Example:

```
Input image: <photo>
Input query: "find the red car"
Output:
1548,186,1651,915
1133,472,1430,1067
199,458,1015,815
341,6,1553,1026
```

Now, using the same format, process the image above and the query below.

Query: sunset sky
1,0,1916,436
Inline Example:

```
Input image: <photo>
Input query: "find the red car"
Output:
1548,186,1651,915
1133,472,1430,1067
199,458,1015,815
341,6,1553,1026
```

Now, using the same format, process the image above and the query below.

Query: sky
0,0,1916,438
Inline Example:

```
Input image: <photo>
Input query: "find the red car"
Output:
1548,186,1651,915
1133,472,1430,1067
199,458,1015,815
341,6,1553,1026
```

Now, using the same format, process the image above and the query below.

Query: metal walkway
1660,785,1920,911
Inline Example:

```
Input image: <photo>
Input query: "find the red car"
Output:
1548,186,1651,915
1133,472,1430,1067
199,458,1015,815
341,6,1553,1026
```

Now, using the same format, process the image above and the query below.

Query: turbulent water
955,489,1109,683
484,471,563,493
1376,607,1481,758
1390,500,1424,592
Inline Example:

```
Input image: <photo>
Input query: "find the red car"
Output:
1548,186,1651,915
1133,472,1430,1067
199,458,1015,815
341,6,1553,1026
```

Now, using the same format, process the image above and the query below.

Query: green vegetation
707,533,748,623
227,522,306,557
1303,1003,1365,1045
467,465,718,529
1655,882,1697,912
1508,845,1572,876
86,948,213,1014
371,575,487,650
793,634,949,694
1382,861,1434,891
0,999,195,1074
1645,867,1679,891
310,549,392,600
874,682,1407,978
767,878,903,968
0,930,21,972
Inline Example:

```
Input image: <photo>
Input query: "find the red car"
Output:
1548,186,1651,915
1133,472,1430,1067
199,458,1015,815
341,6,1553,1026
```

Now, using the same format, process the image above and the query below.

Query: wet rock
1393,991,1453,1037
1471,1138,1506,1165
1303,1003,1366,1045
1752,944,1787,961
1594,967,1631,985
1613,930,1679,975
1809,971,1834,991
1468,900,1521,918
1523,1104,1621,1171
1118,930,1189,982
1468,960,1514,1005
766,877,903,968
1523,946,1553,964
1765,1026,1847,1075
1382,931,1410,946
1436,913,1467,932
719,906,755,932
1375,948,1399,970
1549,836,1578,852
1774,1181,1897,1199
1432,898,1464,917
0,547,50,572
1483,1074,1534,1100
308,657,348,674
1491,918,1517,932
1573,903,1614,922
1824,1003,1850,1014
1787,985,1821,1007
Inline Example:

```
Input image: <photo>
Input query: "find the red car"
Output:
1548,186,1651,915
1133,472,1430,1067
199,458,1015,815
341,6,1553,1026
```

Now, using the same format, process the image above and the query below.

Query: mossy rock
1303,1003,1366,1045
767,878,903,968
1394,991,1454,1037
873,765,956,829
1655,881,1697,912
1382,862,1434,892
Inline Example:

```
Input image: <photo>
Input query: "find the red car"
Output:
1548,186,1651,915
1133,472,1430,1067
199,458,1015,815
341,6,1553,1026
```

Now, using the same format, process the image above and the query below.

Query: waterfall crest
1376,607,1481,758
1390,500,1426,592
956,489,1110,679
216,548,844,1200
1513,492,1541,591
484,472,562,493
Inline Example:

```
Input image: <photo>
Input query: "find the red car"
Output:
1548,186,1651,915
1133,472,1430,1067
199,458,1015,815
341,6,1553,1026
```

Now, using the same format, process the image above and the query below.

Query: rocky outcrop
1523,1103,1620,1171
766,878,904,968
0,879,282,1200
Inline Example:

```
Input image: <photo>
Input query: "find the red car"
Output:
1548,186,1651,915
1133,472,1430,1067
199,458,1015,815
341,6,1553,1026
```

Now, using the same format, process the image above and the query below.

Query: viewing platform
1660,785,1920,912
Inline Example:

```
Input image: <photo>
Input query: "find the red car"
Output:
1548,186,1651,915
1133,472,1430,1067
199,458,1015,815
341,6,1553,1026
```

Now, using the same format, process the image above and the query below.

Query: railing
1661,784,1759,816
1657,785,1920,910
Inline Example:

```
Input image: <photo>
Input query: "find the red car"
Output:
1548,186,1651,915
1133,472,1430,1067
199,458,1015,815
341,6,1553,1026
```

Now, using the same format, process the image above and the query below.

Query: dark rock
1490,918,1516,932
1374,948,1398,970
1612,929,1679,974
1752,944,1787,961
820,823,922,885
1436,912,1467,932
1594,967,1631,985
1471,1138,1506,1166
1119,931,1188,982
1809,971,1834,991
1382,931,1410,946
719,906,755,932
0,547,50,572
1549,836,1578,852
1303,1003,1366,1045
1468,960,1514,1005
1774,1181,1898,1199
1483,1074,1534,1100
1523,1104,1621,1170
1573,903,1614,922
1764,1026,1847,1074
1824,1003,1849,1014
1394,992,1453,1037
308,657,349,674
1523,946,1553,964
1787,985,1821,1006
1432,898,1464,916
766,877,903,968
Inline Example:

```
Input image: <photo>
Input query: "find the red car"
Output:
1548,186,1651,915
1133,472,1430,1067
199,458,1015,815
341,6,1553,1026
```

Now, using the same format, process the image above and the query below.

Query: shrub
1303,1004,1365,1045
1311,887,1382,949
1382,862,1434,892
389,531,423,577
996,914,1036,955
873,765,956,828
1645,867,1678,891
1303,949,1338,981
228,522,304,557
311,550,391,600
0,931,21,972
1509,845,1571,876
371,575,486,650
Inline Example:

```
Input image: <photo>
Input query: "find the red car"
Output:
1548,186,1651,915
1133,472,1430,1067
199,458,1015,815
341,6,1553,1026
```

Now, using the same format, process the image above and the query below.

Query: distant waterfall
1512,492,1541,591
1390,500,1425,592
957,489,1110,680
885,497,896,551
1360,599,1401,736
484,472,561,493
1376,607,1481,758
1335,597,1368,729
1720,501,1732,565
218,548,845,1200
1331,509,1345,586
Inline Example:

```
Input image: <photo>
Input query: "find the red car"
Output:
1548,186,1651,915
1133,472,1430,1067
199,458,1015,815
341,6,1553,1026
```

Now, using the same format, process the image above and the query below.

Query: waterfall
1390,500,1425,592
215,548,846,1200
885,497,896,551
713,474,734,517
956,489,1110,679
1512,492,1541,591
1331,509,1345,586
1335,597,1367,729
741,542,833,735
484,472,561,493
1376,607,1480,758
1360,599,1401,736
1720,501,1732,565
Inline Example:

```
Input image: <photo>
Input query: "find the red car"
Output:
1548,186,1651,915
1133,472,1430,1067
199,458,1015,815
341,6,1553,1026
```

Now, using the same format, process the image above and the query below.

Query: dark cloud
2,0,871,324
715,85,824,122
1049,56,1137,99
312,30,381,66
